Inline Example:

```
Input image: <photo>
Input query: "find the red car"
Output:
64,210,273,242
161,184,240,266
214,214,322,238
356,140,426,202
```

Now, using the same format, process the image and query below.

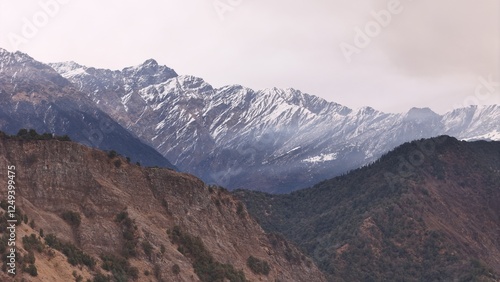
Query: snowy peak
354,106,378,115
175,75,213,93
138,75,214,103
121,59,177,89
0,48,33,62
0,49,70,89
50,59,178,94
256,87,352,117
404,107,440,123
0,49,51,72
51,57,348,118
406,107,437,115
140,58,159,68
442,105,500,140
49,61,90,80
50,61,85,72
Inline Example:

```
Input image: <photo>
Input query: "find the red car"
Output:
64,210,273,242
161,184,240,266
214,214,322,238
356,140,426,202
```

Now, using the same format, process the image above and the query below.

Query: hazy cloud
0,0,498,113
372,0,499,77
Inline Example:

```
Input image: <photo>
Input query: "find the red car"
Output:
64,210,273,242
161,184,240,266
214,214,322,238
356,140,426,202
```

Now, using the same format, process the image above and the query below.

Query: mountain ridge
235,136,500,281
50,56,500,193
0,134,326,281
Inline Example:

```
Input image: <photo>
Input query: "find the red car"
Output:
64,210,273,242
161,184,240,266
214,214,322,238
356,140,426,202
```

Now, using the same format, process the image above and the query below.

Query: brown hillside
0,136,326,281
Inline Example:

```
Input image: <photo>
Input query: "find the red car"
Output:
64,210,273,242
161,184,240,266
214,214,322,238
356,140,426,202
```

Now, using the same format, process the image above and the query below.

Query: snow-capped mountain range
0,48,175,169
48,59,500,193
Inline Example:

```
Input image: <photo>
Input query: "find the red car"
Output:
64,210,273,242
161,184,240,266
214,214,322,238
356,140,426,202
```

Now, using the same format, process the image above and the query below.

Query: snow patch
302,153,338,163
61,67,88,78
462,130,500,141
286,146,301,154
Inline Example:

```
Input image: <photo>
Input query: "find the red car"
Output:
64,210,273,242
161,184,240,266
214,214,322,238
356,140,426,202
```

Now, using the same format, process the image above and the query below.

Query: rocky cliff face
0,137,325,281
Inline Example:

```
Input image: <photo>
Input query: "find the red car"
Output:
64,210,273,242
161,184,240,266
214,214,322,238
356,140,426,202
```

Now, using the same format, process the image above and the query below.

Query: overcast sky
0,0,498,113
